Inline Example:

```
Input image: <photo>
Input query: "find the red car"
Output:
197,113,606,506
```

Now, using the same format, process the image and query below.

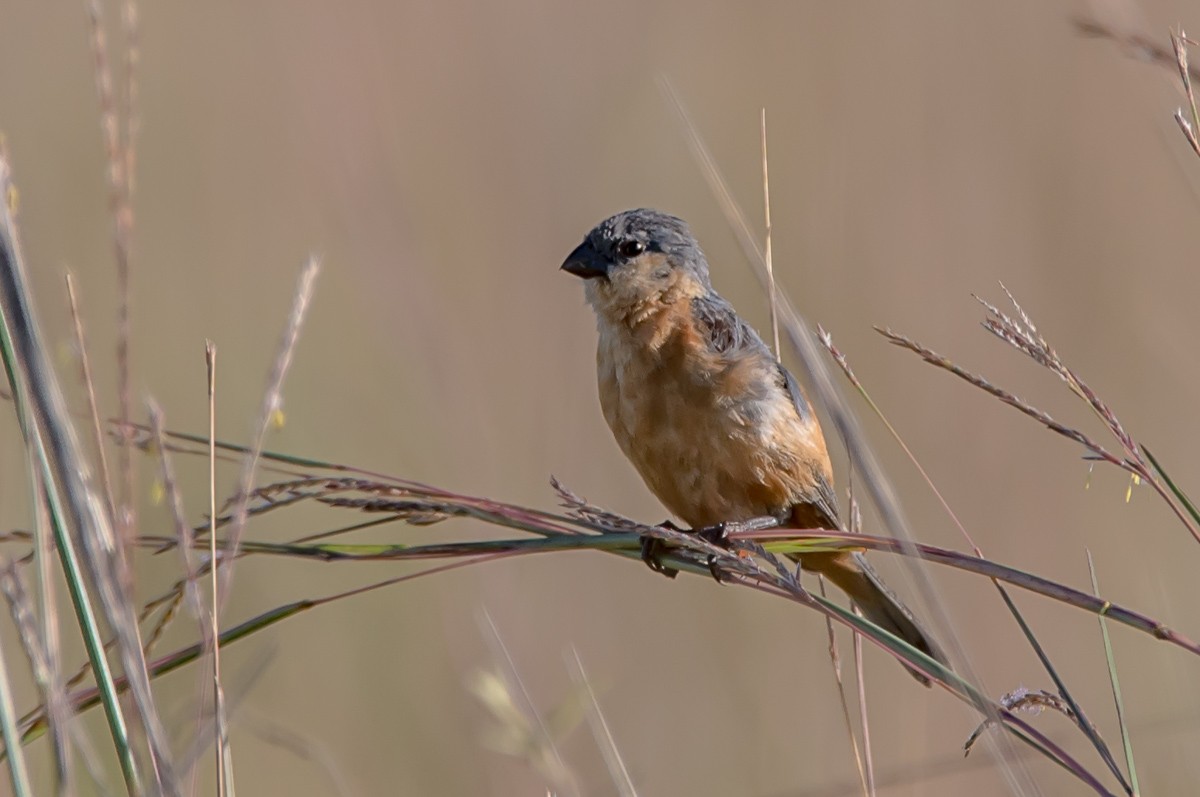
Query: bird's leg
640,520,682,579
693,514,782,545
695,515,784,583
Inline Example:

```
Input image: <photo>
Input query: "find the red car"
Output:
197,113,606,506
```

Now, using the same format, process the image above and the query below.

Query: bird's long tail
799,551,948,687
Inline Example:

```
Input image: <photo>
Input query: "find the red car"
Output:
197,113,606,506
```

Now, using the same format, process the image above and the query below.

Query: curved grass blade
14,600,313,751
1142,446,1200,529
993,582,1128,792
1088,550,1139,796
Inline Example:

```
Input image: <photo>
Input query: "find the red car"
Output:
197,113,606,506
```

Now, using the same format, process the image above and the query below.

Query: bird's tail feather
801,551,948,687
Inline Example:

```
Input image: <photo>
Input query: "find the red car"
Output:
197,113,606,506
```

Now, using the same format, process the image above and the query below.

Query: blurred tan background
2,0,1200,794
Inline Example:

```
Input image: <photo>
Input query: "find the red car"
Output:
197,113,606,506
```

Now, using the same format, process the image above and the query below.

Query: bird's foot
640,516,782,582
686,522,730,583
693,516,783,583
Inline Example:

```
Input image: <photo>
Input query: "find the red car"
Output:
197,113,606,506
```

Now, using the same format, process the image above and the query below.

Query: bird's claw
705,553,726,583
641,524,679,578
693,522,731,583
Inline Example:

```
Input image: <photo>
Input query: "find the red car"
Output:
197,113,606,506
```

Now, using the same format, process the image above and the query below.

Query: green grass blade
1142,446,1200,529
0,155,142,793
993,580,1129,792
35,460,140,789
151,521,1200,660
14,600,313,751
812,593,1116,795
1088,550,1139,796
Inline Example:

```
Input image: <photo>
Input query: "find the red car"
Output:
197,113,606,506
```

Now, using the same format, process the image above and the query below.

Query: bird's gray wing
692,294,840,526
779,363,841,527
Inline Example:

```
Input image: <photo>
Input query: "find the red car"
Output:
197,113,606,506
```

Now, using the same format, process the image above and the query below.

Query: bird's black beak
560,241,609,279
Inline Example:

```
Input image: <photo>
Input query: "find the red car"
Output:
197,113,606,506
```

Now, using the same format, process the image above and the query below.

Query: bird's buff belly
597,351,801,529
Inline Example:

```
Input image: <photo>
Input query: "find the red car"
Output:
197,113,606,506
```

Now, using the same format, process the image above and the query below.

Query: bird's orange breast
595,303,831,529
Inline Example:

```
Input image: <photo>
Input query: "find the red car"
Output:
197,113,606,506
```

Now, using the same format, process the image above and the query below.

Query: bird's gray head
560,209,712,323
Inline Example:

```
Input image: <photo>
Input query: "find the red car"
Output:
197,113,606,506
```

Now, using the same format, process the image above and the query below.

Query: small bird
561,208,946,685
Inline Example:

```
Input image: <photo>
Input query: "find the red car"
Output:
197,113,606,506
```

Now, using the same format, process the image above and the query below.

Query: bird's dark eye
616,239,645,258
